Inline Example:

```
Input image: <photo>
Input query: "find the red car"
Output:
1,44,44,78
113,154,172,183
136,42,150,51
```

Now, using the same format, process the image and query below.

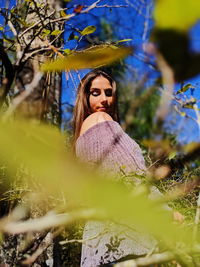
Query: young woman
73,70,155,266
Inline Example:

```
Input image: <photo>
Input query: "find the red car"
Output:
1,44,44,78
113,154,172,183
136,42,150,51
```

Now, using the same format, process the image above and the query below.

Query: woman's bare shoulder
79,112,113,136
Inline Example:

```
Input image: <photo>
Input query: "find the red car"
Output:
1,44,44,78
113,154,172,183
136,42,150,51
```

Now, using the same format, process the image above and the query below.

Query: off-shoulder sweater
76,121,155,267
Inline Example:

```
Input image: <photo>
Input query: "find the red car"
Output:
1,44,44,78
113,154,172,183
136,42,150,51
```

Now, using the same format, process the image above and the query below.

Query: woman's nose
100,93,108,103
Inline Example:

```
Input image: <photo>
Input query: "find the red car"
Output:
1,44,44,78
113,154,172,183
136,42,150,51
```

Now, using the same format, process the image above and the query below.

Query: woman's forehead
90,76,112,87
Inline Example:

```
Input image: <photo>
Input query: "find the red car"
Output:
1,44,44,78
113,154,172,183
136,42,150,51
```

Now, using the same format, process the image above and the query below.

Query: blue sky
61,0,200,144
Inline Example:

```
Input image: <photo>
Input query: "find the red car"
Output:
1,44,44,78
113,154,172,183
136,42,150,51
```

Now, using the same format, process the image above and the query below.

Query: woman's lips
97,107,107,111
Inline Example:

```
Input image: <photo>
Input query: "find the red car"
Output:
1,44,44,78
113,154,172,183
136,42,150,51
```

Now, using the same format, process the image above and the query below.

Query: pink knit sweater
76,121,155,267
76,120,146,175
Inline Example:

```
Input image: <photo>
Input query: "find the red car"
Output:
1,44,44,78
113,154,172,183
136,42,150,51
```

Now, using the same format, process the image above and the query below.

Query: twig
59,228,109,245
20,228,62,266
7,19,18,37
23,47,52,62
142,2,152,42
50,0,102,23
17,26,44,65
32,0,45,28
0,209,102,234
7,14,23,60
21,231,54,265
88,5,128,8
18,8,55,38
114,251,174,267
155,50,175,122
124,0,151,17
160,176,200,202
193,104,200,137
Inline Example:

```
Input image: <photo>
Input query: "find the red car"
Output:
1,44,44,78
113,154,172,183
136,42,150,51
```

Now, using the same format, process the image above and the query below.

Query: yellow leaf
63,48,71,55
42,29,51,36
74,35,79,40
40,45,132,72
3,38,14,44
80,26,96,36
180,112,186,117
154,0,200,31
60,10,68,17
176,83,195,94
117,39,132,43
51,30,62,36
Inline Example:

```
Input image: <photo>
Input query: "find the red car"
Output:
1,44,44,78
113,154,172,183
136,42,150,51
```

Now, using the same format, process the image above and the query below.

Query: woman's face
88,76,114,114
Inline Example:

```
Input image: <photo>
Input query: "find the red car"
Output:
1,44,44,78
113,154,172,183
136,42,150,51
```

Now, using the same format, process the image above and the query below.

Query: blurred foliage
0,0,200,266
152,29,200,81
153,0,200,82
0,118,199,266
119,85,160,141
154,0,200,31
41,45,132,72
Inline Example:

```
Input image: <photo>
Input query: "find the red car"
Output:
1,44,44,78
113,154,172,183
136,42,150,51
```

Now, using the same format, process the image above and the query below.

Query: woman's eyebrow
90,87,113,91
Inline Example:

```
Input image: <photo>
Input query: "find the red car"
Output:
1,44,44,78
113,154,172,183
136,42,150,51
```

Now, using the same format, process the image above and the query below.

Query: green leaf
154,0,200,31
176,84,195,94
51,30,62,36
80,26,96,36
40,45,132,72
42,29,51,36
168,151,176,160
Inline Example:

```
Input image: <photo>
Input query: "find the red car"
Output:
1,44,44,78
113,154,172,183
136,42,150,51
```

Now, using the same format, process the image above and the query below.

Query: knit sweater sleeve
75,120,146,174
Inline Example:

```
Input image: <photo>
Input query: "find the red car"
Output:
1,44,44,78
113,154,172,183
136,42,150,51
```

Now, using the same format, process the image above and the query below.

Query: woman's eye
105,89,113,97
91,90,100,96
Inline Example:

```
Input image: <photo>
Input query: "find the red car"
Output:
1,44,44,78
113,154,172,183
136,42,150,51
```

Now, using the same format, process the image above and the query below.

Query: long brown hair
73,70,119,143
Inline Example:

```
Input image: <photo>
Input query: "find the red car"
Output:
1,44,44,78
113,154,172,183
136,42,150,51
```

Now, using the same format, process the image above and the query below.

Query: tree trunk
0,1,64,265
14,0,63,126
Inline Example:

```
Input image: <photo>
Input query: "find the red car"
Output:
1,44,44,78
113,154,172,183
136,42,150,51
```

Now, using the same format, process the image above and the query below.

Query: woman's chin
96,108,107,112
